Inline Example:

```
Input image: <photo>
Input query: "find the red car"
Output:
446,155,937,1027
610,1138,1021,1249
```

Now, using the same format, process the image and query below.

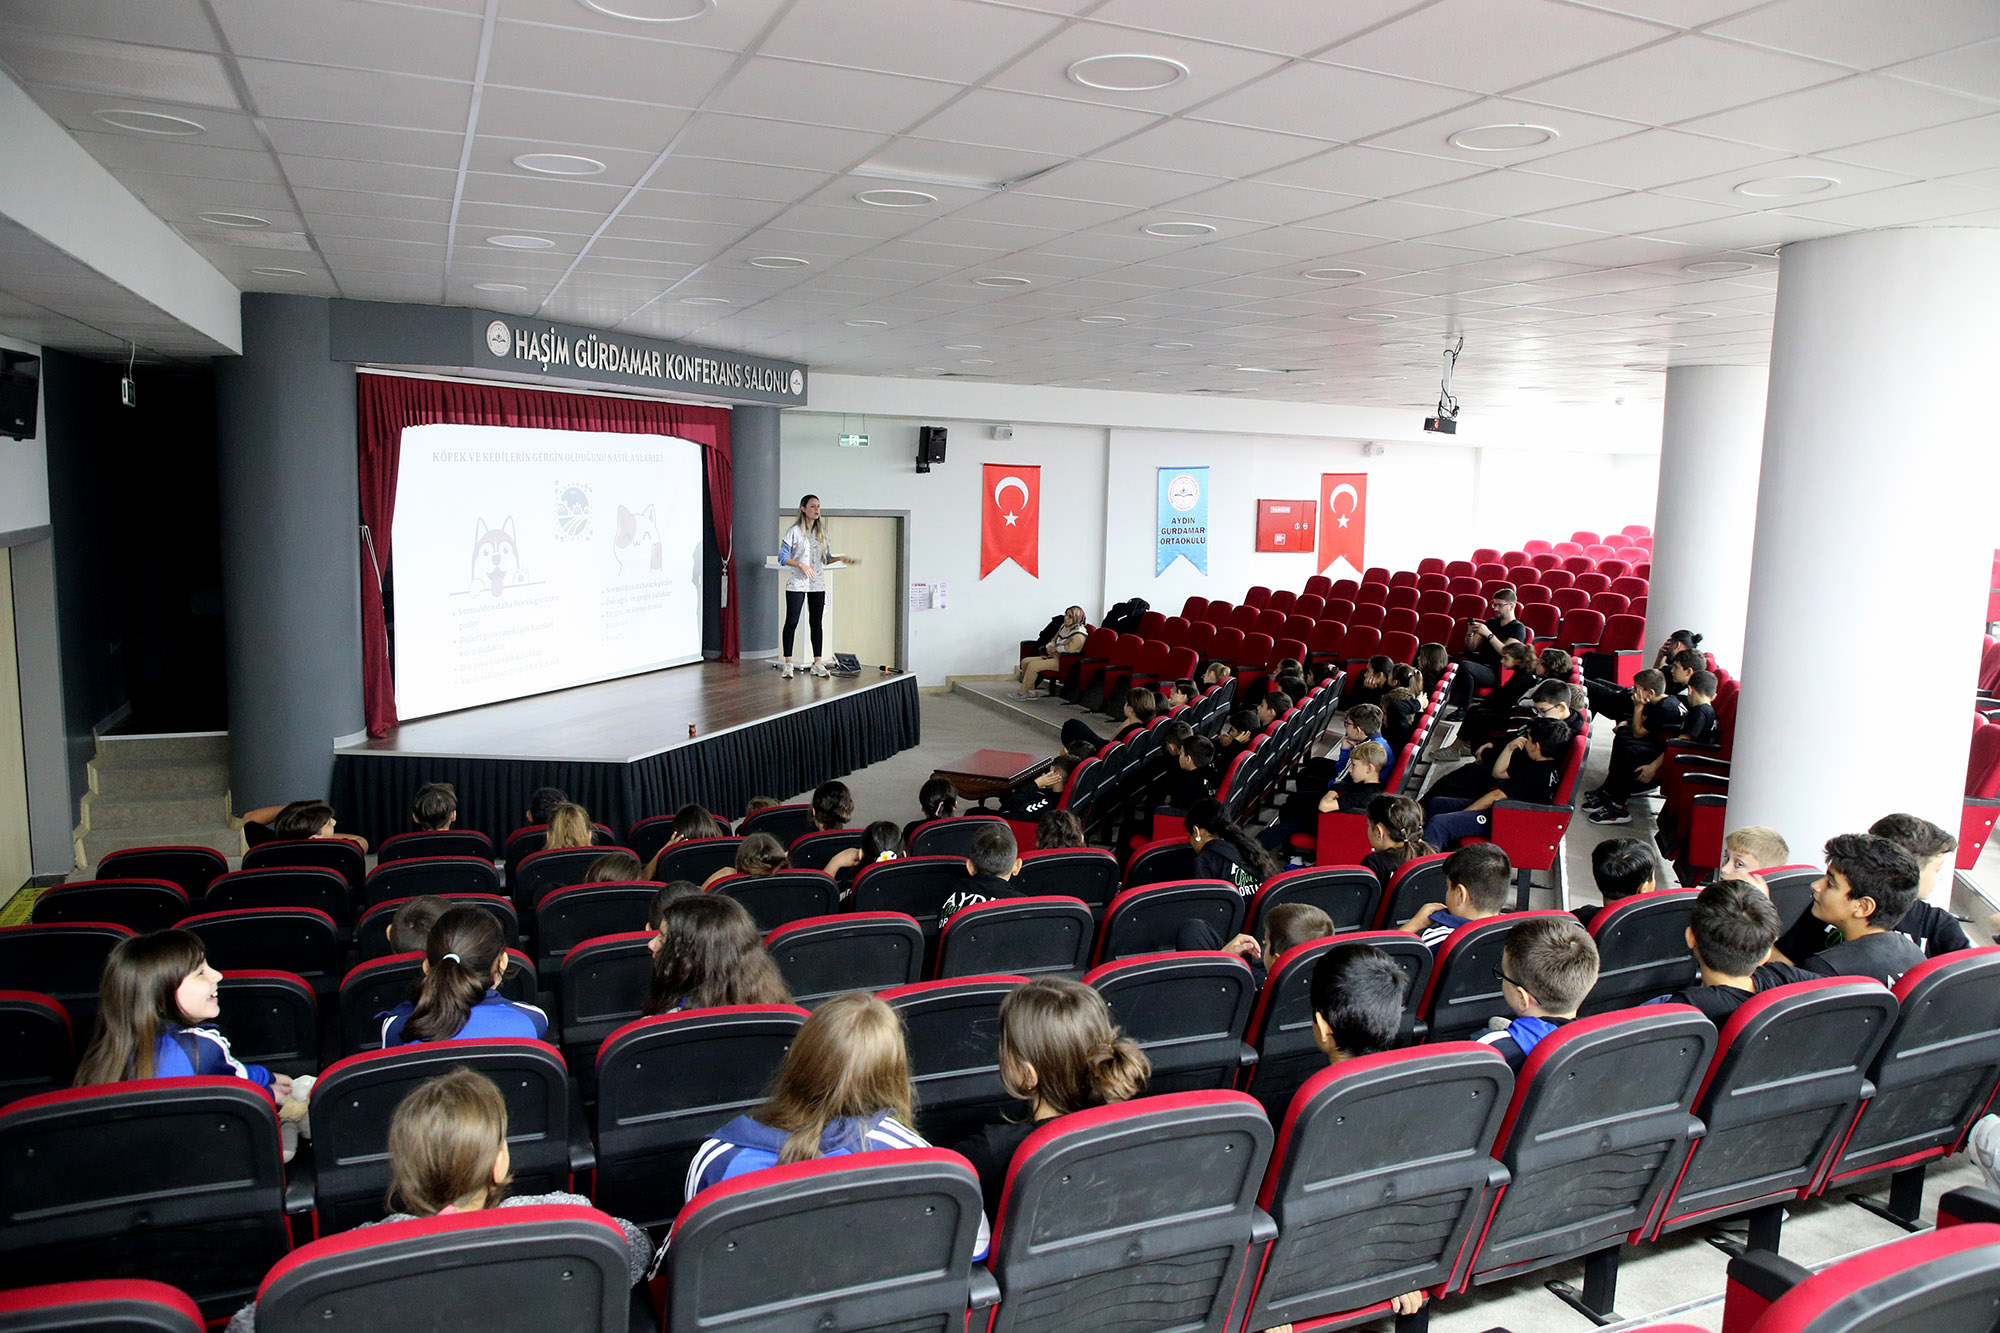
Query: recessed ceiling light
1683,260,1757,275
1632,340,1686,349
1141,221,1215,238
960,358,994,364
197,211,268,228
856,188,937,208
916,366,946,372
1079,314,1127,324
973,275,1031,287
473,281,528,292
1346,312,1398,323
1303,267,1365,280
1137,370,1172,376
1373,374,1406,381
94,107,204,136
681,296,730,305
1659,310,1715,322
944,343,984,350
513,152,606,176
1449,123,1558,152
1067,54,1190,92
250,266,306,277
1734,175,1838,198
845,319,888,327
488,234,556,248
748,255,809,268
1152,341,1194,350
579,0,711,20
1380,340,1427,351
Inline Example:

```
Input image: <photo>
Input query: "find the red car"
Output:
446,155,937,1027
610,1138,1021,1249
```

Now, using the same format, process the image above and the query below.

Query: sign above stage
328,299,809,407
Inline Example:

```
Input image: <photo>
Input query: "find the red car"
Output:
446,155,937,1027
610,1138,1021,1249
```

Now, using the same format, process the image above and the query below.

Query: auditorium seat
1306,620,1345,669
1574,570,1612,596
1590,591,1631,620
1516,582,1550,605
734,802,819,849
302,1039,585,1235
503,824,616,882
0,1279,205,1333
1375,851,1452,929
1280,614,1314,645
908,815,1010,860
206,867,352,931
374,828,495,864
1095,880,1244,963
1415,611,1456,646
1338,625,1381,664
935,897,1093,980
1961,718,2000,869
95,846,227,900
1422,911,1568,1043
0,991,73,1106
1238,934,1413,1118
178,907,340,998
1228,604,1260,633
534,882,658,978
708,869,838,932
213,970,317,1077
1087,952,1258,1092
1243,1045,1512,1330
1582,889,1698,1014
1251,866,1380,935
1123,837,1198,890
1586,613,1648,686
1552,608,1605,655
655,835,742,885
362,855,503,906
1201,600,1234,628
594,1005,808,1229
354,893,519,961
1380,629,1420,666
852,856,979,947
30,878,186,933
250,1205,635,1332
778,828,860,875
1014,848,1118,913
983,1092,1272,1333
558,931,653,1068
336,948,537,1056
0,1079,292,1321
883,976,1025,1142
243,838,366,896
1460,1008,1715,1322
1295,593,1327,620
660,1153,987,1330
766,912,924,1006
514,845,630,913
1718,1219,2000,1333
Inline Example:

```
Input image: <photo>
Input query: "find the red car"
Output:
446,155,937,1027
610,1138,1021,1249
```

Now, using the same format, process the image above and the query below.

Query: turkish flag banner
1318,472,1368,577
981,462,1041,578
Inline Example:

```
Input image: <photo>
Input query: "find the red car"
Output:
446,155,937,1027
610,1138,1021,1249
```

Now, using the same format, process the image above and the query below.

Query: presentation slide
392,422,704,720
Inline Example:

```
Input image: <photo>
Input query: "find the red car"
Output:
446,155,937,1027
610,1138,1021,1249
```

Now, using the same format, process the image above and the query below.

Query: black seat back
205,868,352,929
1246,1046,1513,1331
0,1276,205,1331
883,977,1025,1143
1096,880,1246,964
908,816,1009,860
0,923,132,1031
736,803,817,846
243,838,365,893
1088,952,1257,1092
1124,840,1197,888
362,856,503,908
656,836,743,885
354,893,520,962
787,829,864,872
1422,911,1566,1043
95,846,227,900
1251,866,1381,935
375,829,495,864
710,870,838,932
1377,852,1452,928
765,913,924,1007
179,908,341,995
1015,849,1120,912
213,970,317,1077
557,932,656,1064
0,992,73,1107
534,883,658,973
0,1080,289,1321
594,1006,807,1230
1583,889,1700,1014
1240,932,1428,1119
936,897,1094,980
31,879,187,933
515,846,627,913
852,857,979,943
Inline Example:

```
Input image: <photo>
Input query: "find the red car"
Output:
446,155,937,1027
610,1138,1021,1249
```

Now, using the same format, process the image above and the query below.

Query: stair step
93,759,229,800
79,826,241,873
96,733,229,767
83,793,232,830
948,680,1067,740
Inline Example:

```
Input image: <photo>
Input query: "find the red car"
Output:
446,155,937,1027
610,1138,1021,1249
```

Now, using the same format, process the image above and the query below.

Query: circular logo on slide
1168,473,1201,512
554,482,592,540
485,320,511,357
788,369,803,395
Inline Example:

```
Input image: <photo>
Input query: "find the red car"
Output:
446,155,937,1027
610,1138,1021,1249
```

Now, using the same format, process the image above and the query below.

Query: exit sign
839,432,869,448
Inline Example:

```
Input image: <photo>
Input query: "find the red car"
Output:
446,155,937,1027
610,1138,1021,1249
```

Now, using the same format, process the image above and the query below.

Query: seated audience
640,803,730,879
387,895,450,954
1717,825,1791,890
742,795,782,817
1449,587,1530,706
1061,687,1158,756
1262,740,1385,853
644,893,792,1014
1201,661,1233,689
1414,642,1450,698
243,799,370,853
829,819,907,890
1164,678,1197,711
527,786,569,827
1402,844,1513,949
1185,798,1282,895
380,907,546,1046
586,850,644,882
703,831,791,888
1213,902,1336,984
1479,916,1598,1071
411,781,458,832
1160,734,1217,815
646,880,701,930
1015,605,1088,697
1380,664,1426,752
952,978,1149,1214
1214,710,1259,767
1573,837,1660,928
1863,813,1971,955
1455,640,1541,754
940,824,1028,920
1422,717,1569,849
810,781,855,832
1652,878,1814,1023
1036,808,1086,850
1584,669,1689,824
1773,834,1927,984
904,777,959,842
1586,630,1702,722
1362,794,1436,891
1256,689,1293,731
1624,670,1721,801
1344,655,1395,712
1300,704,1388,788
543,801,595,851
1423,680,1576,807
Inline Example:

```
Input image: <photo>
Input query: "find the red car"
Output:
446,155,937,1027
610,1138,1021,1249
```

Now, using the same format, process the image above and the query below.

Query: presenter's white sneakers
809,661,831,677
779,662,795,679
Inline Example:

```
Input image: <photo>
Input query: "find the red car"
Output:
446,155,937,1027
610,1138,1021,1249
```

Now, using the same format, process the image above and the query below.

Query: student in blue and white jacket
379,906,547,1047
683,992,990,1256
1478,916,1599,1072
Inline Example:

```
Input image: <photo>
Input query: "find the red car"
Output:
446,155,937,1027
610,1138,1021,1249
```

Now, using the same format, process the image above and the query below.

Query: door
776,512,905,669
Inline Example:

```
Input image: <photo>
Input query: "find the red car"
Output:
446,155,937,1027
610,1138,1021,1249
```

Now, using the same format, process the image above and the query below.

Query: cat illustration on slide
613,503,663,576
468,517,527,597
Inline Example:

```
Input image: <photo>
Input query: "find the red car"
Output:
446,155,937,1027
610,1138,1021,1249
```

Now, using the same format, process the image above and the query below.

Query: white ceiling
2,0,1998,411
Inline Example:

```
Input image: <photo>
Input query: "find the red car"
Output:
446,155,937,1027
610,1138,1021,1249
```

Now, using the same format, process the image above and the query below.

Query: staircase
75,733,238,874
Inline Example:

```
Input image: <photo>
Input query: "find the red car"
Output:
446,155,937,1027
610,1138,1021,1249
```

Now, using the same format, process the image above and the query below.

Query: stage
331,663,921,845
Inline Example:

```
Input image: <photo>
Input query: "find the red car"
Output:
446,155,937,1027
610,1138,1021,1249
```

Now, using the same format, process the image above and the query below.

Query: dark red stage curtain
355,372,735,738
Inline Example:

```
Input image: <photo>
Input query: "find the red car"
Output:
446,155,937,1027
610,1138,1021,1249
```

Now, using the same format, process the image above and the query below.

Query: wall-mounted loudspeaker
916,425,948,473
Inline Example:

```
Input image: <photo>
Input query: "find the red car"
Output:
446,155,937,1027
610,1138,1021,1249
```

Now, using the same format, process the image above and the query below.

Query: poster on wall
1318,472,1368,578
980,462,1041,578
1156,467,1210,575
1255,498,1316,554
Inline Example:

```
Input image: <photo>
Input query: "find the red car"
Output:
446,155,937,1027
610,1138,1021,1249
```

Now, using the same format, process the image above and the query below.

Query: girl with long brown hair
380,906,546,1046
643,893,792,1014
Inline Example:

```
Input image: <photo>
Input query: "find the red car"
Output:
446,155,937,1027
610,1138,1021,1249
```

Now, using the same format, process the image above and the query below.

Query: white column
1645,365,1767,667
1727,228,2000,864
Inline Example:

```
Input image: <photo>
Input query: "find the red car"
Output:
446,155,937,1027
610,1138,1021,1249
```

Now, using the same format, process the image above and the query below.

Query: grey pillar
215,294,364,809
11,537,73,877
732,404,781,658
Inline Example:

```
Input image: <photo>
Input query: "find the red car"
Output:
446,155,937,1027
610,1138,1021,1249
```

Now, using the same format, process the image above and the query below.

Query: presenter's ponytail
404,908,507,1043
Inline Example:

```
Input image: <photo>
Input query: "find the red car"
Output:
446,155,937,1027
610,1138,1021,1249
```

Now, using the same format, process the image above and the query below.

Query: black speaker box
0,368,36,441
918,425,947,464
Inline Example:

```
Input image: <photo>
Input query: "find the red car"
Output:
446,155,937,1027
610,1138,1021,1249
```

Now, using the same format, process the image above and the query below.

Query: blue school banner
1155,467,1209,575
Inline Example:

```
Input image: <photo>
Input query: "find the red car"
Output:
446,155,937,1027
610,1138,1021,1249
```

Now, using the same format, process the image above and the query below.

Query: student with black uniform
939,824,1032,921
1205,903,1336,985
1184,798,1282,897
1449,588,1530,706
1423,680,1578,807
1344,656,1395,712
997,754,1081,824
1261,740,1386,852
1380,664,1426,753
1060,686,1157,755
1663,649,1703,698
1255,690,1293,731
1582,668,1685,823
1774,815,1971,963
1652,877,1816,1023
1587,630,1702,721
1627,670,1721,799
1162,735,1218,813
1215,711,1259,769
1454,640,1540,754
1422,717,1570,849
1773,834,1928,985
1361,794,1436,892
1573,837,1660,929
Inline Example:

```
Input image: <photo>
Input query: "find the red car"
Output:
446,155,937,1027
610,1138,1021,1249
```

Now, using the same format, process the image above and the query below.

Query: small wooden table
930,749,1047,803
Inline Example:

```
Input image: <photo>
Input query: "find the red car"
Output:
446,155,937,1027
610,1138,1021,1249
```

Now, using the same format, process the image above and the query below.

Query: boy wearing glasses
1479,916,1600,1071
1450,587,1528,706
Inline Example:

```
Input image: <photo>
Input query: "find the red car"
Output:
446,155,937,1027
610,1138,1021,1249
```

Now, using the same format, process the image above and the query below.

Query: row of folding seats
9,947,1993,1331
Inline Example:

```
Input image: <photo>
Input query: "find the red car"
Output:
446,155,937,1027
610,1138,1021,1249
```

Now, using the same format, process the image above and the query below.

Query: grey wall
732,404,780,657
215,294,363,808
11,538,72,876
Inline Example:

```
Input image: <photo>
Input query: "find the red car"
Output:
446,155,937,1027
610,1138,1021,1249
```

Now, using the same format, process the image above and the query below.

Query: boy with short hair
1309,942,1410,1062
1655,878,1815,1023
1403,843,1513,949
1164,734,1218,812
1479,916,1599,1070
1631,671,1720,795
1260,739,1386,852
387,894,451,954
1216,710,1260,767
1574,837,1658,928
1214,902,1337,985
940,824,1028,920
1422,717,1569,849
1776,834,1927,984
1719,826,1790,889
1256,690,1294,730
410,782,458,832
1777,817,1970,964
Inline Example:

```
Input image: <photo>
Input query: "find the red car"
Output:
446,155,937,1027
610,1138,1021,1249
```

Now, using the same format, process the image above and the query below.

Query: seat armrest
1236,1041,1259,1068
284,1152,317,1216
1939,1186,2000,1228
1726,1248,1812,1304
969,1265,1002,1311
1250,1207,1279,1246
568,1079,598,1175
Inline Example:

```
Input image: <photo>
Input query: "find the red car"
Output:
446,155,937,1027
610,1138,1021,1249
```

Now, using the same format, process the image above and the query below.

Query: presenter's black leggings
784,590,826,658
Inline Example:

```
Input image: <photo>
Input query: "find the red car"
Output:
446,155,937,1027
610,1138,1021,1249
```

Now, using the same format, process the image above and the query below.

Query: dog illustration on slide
468,517,528,597
613,503,664,576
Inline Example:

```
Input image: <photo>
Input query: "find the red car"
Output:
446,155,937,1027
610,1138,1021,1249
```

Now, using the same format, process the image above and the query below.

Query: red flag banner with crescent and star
1318,472,1367,577
981,462,1041,578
